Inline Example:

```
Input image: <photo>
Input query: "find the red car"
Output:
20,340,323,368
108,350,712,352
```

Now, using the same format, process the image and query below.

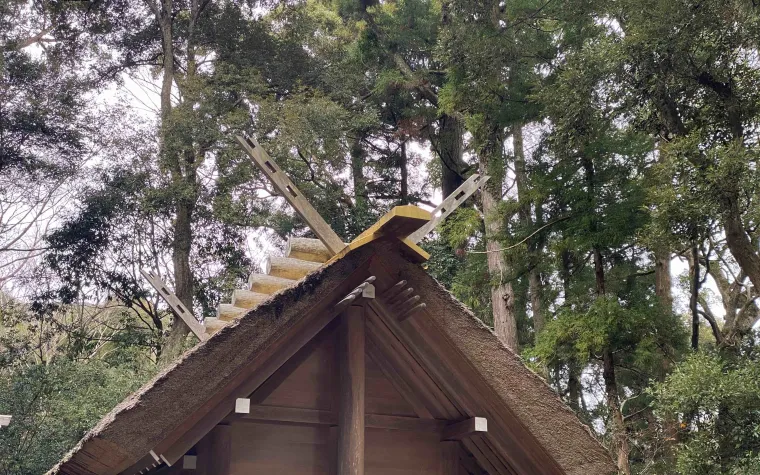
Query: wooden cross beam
407,173,490,243
441,417,488,441
140,269,208,342
236,133,345,255
236,133,489,264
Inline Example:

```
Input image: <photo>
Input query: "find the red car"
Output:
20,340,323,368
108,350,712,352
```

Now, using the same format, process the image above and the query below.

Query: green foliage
652,345,760,474
0,359,151,475
533,297,684,368
440,208,482,250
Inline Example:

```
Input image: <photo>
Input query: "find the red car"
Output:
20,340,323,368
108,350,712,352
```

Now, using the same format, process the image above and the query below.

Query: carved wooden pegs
333,276,377,313
381,280,427,322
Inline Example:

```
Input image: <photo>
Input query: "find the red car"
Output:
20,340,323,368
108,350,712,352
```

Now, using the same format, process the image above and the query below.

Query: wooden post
441,441,460,475
197,424,231,475
337,304,365,475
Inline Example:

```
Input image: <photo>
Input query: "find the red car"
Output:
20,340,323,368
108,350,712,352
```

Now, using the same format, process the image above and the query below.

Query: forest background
2,0,760,473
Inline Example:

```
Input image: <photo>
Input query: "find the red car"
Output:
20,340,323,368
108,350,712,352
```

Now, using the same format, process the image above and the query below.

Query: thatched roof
50,240,615,475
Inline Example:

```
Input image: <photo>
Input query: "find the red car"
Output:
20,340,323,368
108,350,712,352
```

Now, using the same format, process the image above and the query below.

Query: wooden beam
368,304,513,474
388,287,414,305
217,303,246,321
287,237,339,263
242,405,336,426
236,134,345,254
141,269,208,342
203,317,226,335
461,438,504,475
237,405,448,433
354,205,431,242
442,417,488,441
337,304,366,475
408,174,490,243
247,323,338,406
248,273,296,294
365,307,462,420
365,414,446,433
323,206,431,265
264,256,321,280
381,282,426,322
231,289,268,309
334,278,376,313
398,303,426,322
380,280,407,300
458,444,485,475
121,453,160,475
365,267,523,474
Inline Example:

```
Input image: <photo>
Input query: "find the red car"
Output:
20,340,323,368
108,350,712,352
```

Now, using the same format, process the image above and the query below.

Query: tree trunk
593,247,606,295
654,246,673,312
399,141,409,204
654,82,760,311
350,136,370,236
561,248,572,302
689,244,700,350
163,198,194,361
604,348,631,475
479,122,518,351
157,0,173,128
436,2,466,198
567,361,581,412
582,156,605,297
351,138,367,212
723,194,760,292
653,245,679,455
158,0,202,363
584,154,629,473
512,124,544,333
436,115,467,197
596,254,630,474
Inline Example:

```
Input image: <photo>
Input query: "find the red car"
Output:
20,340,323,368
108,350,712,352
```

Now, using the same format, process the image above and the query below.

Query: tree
653,344,760,474
613,0,760,316
0,0,92,290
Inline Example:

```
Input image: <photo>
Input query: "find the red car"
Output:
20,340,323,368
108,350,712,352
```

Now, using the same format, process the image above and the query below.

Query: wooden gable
159,294,493,475
98,240,609,475
52,223,614,475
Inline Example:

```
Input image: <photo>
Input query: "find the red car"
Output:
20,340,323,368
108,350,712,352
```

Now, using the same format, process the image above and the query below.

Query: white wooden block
183,455,197,469
0,415,11,427
235,398,251,414
362,283,376,299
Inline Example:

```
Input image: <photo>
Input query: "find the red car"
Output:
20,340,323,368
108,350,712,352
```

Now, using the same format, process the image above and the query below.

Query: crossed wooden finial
141,134,488,339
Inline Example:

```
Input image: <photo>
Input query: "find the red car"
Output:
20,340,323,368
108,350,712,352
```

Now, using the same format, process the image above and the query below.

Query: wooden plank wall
185,323,482,475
